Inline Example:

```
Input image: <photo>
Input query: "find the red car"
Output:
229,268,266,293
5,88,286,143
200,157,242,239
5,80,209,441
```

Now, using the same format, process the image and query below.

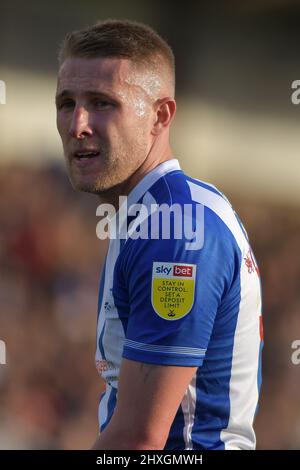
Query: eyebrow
55,89,118,104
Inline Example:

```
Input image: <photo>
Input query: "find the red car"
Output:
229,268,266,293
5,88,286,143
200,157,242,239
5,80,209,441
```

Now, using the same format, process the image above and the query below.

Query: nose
69,105,93,139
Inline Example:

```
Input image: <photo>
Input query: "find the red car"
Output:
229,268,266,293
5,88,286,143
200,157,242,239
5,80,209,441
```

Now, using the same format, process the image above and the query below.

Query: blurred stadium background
0,0,300,449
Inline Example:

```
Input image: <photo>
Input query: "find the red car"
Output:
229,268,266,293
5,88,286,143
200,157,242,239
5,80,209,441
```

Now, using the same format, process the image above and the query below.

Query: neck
98,140,174,211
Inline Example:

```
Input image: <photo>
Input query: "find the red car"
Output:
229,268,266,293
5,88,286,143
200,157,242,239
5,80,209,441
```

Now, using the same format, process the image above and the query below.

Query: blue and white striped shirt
95,159,263,450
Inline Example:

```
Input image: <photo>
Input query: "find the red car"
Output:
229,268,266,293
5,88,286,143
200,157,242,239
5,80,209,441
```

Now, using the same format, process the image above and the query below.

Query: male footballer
56,19,263,450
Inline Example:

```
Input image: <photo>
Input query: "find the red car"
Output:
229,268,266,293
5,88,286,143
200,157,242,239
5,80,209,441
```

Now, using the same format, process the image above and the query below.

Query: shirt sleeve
114,207,238,367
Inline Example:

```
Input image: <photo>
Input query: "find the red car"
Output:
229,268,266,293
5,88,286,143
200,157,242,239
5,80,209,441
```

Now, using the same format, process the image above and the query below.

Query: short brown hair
58,19,175,90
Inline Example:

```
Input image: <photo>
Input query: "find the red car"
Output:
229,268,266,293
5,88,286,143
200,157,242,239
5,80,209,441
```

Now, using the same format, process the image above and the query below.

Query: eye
56,99,75,110
93,99,114,109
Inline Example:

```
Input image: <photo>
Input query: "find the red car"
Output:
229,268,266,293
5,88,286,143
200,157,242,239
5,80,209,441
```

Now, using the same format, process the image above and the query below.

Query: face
56,57,157,194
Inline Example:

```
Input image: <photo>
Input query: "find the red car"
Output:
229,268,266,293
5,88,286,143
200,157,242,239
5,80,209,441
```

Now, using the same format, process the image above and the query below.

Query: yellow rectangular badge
151,262,196,321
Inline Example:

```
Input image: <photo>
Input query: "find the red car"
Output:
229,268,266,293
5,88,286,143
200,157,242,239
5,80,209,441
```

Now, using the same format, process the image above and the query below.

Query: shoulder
151,171,249,255
113,169,251,275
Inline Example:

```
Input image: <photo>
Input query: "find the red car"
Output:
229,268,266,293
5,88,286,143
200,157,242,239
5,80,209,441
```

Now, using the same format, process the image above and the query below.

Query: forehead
57,57,132,93
57,57,162,101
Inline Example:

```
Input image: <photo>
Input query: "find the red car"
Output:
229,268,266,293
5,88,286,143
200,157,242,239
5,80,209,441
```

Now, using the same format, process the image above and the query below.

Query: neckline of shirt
108,158,181,226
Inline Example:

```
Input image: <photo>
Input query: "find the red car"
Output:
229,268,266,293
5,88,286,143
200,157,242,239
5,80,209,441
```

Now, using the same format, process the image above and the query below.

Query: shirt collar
107,158,181,232
126,158,181,208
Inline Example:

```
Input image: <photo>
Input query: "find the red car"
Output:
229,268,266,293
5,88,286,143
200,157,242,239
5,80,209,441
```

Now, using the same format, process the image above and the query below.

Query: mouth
73,150,100,161
71,149,102,170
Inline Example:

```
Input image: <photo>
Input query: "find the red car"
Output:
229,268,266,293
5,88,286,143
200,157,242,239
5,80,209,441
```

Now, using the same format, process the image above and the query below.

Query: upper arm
109,358,197,449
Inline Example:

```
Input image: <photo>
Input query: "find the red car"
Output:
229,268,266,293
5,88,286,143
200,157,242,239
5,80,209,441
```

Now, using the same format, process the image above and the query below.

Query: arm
92,358,197,450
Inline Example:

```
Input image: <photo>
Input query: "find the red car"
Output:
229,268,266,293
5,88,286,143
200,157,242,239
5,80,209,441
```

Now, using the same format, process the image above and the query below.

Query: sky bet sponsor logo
155,264,193,277
152,262,196,320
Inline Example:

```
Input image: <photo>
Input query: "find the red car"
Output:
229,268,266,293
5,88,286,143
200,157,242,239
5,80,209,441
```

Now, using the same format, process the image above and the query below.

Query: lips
71,149,101,169
73,150,100,160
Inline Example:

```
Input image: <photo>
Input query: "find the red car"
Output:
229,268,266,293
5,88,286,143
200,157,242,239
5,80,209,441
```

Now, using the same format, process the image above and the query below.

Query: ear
151,98,176,136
